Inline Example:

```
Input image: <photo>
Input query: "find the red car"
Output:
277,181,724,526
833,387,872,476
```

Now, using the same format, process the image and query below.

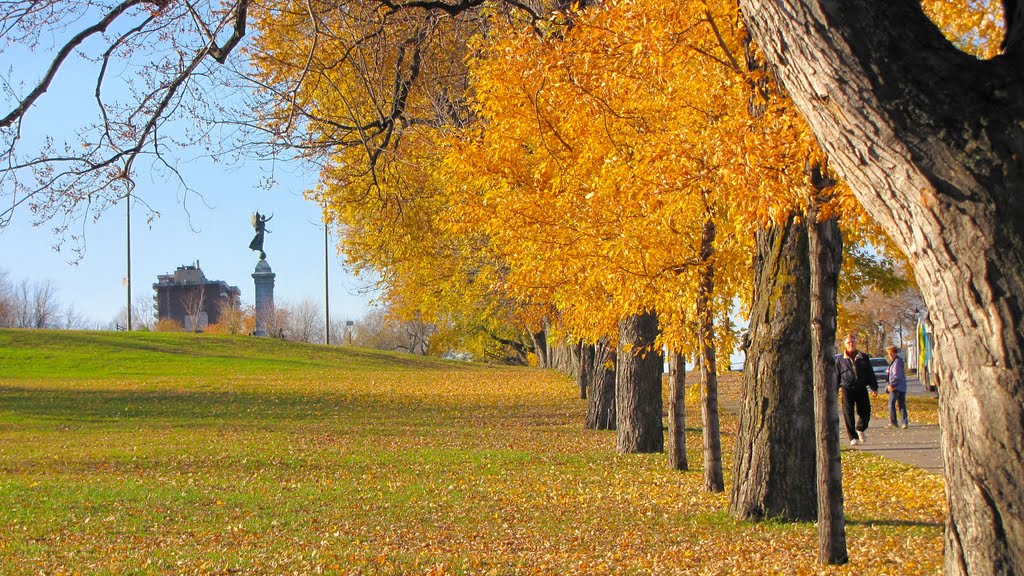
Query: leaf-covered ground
0,330,943,574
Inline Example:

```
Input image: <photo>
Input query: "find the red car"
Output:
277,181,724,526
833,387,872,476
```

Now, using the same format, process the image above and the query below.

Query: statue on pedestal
249,212,273,260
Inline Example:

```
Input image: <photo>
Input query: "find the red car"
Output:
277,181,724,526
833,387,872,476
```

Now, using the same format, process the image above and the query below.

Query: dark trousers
841,386,871,439
889,391,909,426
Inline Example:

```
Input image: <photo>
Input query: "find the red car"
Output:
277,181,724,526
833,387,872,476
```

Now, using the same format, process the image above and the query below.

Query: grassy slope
0,330,943,574
0,329,449,379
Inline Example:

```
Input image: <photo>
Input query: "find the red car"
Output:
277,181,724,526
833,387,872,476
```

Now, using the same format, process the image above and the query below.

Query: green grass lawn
0,329,943,574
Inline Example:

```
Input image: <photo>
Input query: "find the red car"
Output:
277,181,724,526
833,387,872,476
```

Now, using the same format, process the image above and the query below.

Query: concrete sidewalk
848,376,943,475
719,375,943,475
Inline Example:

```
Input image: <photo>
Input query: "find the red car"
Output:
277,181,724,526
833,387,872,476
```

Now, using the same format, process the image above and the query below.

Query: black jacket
836,351,878,392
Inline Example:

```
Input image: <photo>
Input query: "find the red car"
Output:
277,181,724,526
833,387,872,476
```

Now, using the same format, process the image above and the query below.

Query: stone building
153,262,241,331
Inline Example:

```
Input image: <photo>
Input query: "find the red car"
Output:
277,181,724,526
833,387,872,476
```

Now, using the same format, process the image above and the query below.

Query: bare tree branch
1,0,157,129
0,0,544,249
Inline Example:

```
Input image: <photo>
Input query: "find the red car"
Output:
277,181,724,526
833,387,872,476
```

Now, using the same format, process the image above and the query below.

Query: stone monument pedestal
252,259,276,337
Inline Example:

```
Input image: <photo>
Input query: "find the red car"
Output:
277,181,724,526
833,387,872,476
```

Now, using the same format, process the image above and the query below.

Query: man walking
836,334,878,446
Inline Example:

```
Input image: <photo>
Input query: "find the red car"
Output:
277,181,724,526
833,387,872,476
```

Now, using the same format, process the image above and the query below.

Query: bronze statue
249,212,272,259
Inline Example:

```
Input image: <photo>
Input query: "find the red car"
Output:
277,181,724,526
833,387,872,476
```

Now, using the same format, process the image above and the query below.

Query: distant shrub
154,318,183,332
208,305,254,335
205,322,227,334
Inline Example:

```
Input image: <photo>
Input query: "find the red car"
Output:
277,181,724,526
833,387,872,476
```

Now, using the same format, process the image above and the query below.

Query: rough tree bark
530,330,548,368
697,217,724,492
616,311,664,453
586,339,616,430
730,215,817,521
668,352,689,471
739,1,1024,571
549,338,575,374
809,210,847,564
577,340,593,400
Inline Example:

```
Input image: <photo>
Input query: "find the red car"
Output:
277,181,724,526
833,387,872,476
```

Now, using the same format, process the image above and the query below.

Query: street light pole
126,191,132,331
324,223,330,345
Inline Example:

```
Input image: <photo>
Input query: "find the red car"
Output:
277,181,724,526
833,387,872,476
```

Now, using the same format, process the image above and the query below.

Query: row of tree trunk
545,318,716,490
541,211,848,562
728,211,848,561
545,320,663,448
738,1,1024,570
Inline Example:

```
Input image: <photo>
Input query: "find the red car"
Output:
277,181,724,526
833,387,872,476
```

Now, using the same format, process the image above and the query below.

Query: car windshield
870,358,887,367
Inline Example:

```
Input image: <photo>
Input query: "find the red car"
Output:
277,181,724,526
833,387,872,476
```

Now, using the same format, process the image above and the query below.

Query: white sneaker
850,439,860,446
857,430,867,443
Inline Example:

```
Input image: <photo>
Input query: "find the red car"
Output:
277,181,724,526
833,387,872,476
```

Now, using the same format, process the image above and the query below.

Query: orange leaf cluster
244,0,1002,357
438,0,828,351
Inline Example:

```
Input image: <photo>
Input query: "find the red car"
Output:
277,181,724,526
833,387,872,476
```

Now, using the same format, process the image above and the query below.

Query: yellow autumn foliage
439,0,832,353
245,0,1002,358
922,0,1004,59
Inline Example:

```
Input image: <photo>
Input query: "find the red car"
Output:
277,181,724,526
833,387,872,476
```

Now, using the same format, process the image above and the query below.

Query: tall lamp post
126,191,132,331
324,223,330,345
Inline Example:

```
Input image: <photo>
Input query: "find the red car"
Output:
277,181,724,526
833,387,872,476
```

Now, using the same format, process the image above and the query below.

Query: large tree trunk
697,217,724,492
668,352,689,471
529,330,548,368
730,215,817,521
809,210,848,565
577,340,593,400
586,339,616,430
615,311,664,453
739,1,1024,571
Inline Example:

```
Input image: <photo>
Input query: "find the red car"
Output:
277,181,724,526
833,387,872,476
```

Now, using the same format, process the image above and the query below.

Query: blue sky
1,26,376,327
1,157,375,327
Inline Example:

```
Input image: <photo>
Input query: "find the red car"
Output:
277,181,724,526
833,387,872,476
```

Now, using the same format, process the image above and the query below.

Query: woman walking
886,345,909,429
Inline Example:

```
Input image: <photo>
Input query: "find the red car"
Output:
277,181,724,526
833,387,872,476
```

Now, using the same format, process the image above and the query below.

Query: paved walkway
851,377,943,474
719,376,943,475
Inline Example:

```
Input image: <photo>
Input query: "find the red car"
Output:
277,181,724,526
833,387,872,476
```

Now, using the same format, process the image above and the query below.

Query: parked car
870,357,889,385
